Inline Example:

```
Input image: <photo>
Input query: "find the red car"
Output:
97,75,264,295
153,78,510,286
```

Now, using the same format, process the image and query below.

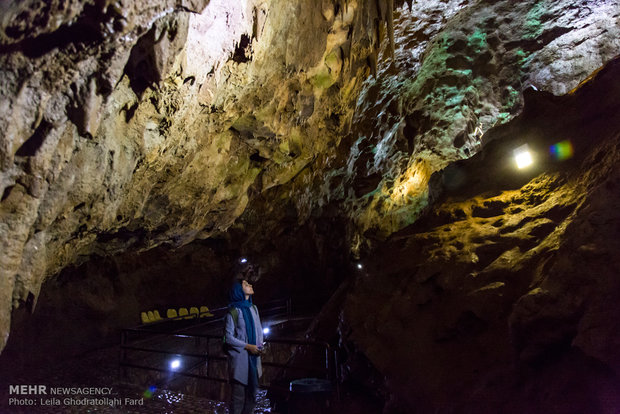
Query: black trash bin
288,378,332,414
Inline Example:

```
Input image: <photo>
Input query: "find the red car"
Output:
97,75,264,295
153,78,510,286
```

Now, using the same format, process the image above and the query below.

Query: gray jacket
224,305,264,385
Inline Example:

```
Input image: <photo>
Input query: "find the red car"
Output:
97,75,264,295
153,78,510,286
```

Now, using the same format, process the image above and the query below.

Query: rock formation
1,0,620,411
340,58,620,412
0,0,396,352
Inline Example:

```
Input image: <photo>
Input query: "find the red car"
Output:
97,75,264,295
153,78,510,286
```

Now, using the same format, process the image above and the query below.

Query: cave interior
1,0,620,413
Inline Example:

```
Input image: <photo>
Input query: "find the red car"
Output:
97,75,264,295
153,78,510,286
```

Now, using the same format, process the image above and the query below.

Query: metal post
333,349,340,401
206,337,210,385
325,346,329,379
119,330,127,382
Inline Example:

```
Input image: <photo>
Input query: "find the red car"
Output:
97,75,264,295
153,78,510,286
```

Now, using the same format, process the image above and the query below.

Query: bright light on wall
513,145,533,169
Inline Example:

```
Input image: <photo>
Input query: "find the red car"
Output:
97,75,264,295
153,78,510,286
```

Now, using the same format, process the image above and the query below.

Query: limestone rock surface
0,6,619,413
334,0,620,246
340,57,620,413
0,0,398,352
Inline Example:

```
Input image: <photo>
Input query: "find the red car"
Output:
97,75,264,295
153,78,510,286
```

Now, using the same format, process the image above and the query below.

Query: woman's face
241,280,254,297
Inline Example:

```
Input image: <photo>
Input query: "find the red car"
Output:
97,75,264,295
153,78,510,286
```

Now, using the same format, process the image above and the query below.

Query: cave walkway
0,299,337,413
118,298,337,412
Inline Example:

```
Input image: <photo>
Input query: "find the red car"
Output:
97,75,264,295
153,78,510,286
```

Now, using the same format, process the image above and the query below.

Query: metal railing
120,330,229,384
119,298,337,399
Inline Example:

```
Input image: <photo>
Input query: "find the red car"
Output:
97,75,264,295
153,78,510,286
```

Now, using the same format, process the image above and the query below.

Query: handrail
120,336,332,383
118,298,338,398
120,345,226,360
120,361,228,383
265,337,331,378
261,361,326,373
124,329,221,339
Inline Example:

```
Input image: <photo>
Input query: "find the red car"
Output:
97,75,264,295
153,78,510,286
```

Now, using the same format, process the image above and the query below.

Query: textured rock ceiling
1,0,392,351
1,0,620,410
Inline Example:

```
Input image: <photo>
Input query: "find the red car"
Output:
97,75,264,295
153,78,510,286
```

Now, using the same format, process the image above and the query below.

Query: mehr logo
9,385,47,395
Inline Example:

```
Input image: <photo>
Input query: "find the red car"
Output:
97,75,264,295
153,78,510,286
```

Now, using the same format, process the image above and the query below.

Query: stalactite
386,0,395,58
368,49,378,77
330,0,395,78
340,40,351,74
370,0,396,64
252,7,259,40
376,0,385,20
344,25,354,75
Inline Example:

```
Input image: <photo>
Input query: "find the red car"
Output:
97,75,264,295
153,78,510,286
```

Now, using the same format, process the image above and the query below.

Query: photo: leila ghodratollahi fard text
7,384,143,409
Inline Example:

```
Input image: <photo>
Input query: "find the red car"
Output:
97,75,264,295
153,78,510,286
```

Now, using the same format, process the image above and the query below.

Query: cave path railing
118,298,338,399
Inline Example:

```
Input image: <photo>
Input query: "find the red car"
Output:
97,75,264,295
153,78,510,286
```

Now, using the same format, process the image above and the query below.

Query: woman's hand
245,344,260,355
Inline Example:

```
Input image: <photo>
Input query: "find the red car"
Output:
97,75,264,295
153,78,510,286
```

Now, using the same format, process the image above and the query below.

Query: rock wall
334,0,620,247
0,0,396,352
340,57,620,413
0,5,619,413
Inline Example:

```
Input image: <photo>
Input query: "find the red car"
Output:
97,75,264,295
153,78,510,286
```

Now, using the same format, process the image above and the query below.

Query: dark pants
230,380,257,414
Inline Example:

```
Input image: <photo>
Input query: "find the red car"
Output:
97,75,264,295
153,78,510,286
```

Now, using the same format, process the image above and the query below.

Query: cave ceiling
1,0,619,361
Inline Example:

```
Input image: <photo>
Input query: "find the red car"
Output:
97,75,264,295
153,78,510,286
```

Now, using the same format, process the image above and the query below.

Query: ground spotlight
357,263,363,270
513,144,533,169
240,257,248,264
170,358,181,370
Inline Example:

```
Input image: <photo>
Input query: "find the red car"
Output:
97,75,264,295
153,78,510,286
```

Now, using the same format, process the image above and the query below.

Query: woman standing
225,276,264,414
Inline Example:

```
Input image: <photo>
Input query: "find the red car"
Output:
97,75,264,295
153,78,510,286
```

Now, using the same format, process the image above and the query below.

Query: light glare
550,140,573,160
170,359,181,370
263,327,270,335
514,145,533,169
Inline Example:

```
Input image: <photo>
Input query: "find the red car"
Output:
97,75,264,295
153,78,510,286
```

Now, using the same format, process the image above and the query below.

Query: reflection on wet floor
105,386,273,413
143,387,272,413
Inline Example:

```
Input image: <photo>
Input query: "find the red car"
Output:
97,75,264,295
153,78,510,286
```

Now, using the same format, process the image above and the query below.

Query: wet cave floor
0,345,278,414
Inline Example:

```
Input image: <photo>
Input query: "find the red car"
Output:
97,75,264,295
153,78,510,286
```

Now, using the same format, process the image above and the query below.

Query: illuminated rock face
338,0,620,246
339,58,620,412
1,0,620,409
0,0,393,352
